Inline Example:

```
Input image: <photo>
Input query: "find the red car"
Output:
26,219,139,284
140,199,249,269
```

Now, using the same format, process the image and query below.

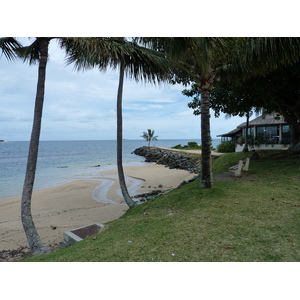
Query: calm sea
0,139,220,199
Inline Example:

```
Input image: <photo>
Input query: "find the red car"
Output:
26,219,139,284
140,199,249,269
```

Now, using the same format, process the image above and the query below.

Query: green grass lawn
22,150,300,262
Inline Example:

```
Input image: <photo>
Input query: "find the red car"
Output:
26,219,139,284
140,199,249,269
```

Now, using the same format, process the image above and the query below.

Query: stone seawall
133,146,200,173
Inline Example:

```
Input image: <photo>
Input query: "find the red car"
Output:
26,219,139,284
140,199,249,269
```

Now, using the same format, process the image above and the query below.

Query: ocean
0,139,220,200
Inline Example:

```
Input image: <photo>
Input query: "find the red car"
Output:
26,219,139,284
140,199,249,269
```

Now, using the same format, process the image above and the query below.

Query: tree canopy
181,38,300,153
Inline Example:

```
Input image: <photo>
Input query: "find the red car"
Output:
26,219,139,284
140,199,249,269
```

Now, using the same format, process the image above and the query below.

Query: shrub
172,144,183,149
187,141,200,149
216,140,236,153
171,142,201,150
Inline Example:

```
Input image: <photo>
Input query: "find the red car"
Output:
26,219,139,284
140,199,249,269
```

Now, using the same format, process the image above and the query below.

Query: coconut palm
0,37,22,61
63,37,171,208
141,129,158,147
1,37,51,255
175,38,237,189
116,61,137,208
17,37,54,255
142,37,236,188
144,37,300,187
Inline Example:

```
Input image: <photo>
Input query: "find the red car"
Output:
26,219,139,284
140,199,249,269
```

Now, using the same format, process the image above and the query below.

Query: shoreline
0,160,149,201
0,162,195,256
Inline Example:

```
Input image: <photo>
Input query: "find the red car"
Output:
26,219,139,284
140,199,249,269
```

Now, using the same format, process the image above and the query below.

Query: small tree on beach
141,129,158,147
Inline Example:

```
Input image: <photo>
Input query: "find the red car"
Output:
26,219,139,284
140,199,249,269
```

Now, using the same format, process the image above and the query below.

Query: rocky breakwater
133,146,200,173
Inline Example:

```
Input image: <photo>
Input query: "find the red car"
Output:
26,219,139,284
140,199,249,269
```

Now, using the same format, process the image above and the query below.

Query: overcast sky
1,1,298,294
1,1,297,142
0,38,247,142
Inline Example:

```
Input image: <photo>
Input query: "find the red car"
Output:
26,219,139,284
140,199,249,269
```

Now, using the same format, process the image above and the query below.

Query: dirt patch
0,243,60,262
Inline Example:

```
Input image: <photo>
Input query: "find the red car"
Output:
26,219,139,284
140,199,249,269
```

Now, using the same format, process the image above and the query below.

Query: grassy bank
23,151,300,262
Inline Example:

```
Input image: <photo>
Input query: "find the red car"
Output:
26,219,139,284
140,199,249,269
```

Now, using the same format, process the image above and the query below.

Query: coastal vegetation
183,41,300,154
216,140,236,153
1,37,172,254
141,129,158,147
141,38,300,189
22,150,300,262
2,37,300,256
17,38,53,255
63,38,171,210
172,141,201,150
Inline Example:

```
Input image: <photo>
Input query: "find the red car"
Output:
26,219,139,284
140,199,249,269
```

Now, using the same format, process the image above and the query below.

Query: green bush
216,140,236,153
171,141,201,150
172,144,183,149
187,141,200,149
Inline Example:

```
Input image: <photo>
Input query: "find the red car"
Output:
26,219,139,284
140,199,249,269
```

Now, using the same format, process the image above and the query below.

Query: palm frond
0,37,22,61
218,37,300,85
16,38,43,64
60,37,173,84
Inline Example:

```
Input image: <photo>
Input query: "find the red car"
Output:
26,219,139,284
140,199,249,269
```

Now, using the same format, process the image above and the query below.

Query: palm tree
141,129,158,147
1,37,51,255
18,37,54,255
0,37,22,61
176,38,237,189
116,62,137,207
143,38,236,188
63,38,171,208
142,37,300,188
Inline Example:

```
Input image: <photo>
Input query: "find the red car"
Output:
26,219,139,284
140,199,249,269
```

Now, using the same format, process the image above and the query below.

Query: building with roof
217,113,291,152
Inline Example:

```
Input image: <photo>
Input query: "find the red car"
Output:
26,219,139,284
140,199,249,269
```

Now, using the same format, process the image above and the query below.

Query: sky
1,1,298,142
1,1,299,296
0,38,247,142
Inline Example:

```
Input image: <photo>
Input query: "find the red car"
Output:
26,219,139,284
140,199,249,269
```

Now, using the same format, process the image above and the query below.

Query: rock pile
133,146,200,173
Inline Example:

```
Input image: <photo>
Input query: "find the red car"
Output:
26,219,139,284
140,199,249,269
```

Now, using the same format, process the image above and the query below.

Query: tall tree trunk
277,104,300,153
243,112,250,152
200,89,213,188
21,38,51,255
117,63,137,208
288,124,300,153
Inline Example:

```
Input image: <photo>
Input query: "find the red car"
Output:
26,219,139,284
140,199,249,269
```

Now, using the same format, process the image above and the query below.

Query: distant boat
0,140,4,142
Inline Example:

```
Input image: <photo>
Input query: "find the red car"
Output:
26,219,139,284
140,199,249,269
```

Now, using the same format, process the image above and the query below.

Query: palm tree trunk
21,38,51,255
200,89,213,188
117,63,137,208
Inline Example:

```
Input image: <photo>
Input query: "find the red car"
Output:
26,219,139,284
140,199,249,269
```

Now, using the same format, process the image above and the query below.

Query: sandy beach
0,163,195,255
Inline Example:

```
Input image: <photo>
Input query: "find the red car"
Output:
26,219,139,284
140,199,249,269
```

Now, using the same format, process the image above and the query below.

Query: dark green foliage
216,141,236,153
0,37,22,61
172,141,201,150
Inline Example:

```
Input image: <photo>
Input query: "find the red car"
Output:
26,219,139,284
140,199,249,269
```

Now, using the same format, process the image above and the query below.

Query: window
243,127,254,136
256,126,279,143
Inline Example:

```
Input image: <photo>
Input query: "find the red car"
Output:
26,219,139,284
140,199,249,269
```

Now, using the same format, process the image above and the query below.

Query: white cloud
0,39,246,141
